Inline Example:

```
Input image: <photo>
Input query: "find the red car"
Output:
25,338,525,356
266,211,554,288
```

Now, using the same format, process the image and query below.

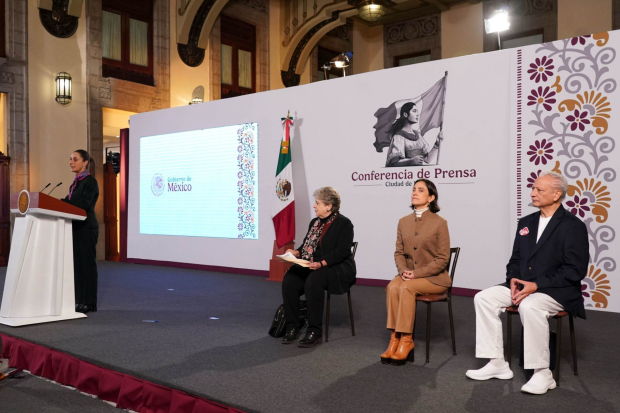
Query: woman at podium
62,150,100,314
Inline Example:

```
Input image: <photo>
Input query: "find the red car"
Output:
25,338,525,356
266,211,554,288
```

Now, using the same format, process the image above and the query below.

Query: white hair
539,170,568,200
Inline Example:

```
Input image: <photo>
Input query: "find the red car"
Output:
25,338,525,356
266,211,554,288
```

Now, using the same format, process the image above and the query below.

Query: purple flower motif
571,35,591,46
566,109,590,131
566,195,590,218
526,170,542,188
238,206,243,212
237,171,243,178
238,223,244,230
238,154,243,161
527,56,554,83
238,197,243,205
581,283,590,299
237,145,243,153
237,180,243,187
527,139,554,165
238,234,244,239
527,86,556,111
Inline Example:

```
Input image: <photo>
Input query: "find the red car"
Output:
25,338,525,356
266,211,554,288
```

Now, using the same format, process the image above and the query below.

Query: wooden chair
505,306,578,384
325,242,358,343
412,247,461,362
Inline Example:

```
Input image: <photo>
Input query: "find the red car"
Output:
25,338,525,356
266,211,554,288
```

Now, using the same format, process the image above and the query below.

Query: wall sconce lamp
55,72,72,105
189,97,203,105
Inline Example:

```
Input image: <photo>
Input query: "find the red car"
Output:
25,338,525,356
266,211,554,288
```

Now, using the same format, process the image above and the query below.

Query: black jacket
61,175,99,229
504,205,589,318
296,213,356,294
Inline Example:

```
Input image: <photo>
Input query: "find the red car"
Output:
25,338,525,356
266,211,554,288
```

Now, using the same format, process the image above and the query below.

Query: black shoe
75,304,84,312
298,331,322,348
282,326,301,344
78,304,97,314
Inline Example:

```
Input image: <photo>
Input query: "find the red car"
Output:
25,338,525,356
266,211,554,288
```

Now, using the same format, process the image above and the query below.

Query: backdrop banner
128,30,620,313
512,31,619,312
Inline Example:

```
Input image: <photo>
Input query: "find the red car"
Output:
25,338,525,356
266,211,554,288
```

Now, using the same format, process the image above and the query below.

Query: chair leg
569,316,578,375
448,297,456,355
412,304,417,363
554,317,562,384
325,293,331,343
506,312,512,368
347,290,355,337
426,303,432,363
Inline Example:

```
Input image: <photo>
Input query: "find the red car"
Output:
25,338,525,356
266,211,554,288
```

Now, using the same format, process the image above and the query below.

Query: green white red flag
272,113,295,247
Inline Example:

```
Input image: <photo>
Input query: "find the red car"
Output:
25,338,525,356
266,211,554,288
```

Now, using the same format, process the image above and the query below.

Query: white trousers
474,285,564,369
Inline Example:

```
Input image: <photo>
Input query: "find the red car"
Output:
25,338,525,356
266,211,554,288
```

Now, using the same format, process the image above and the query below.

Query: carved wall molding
178,0,220,66
235,0,267,14
39,0,80,38
327,21,351,41
179,0,193,16
484,0,553,18
386,15,439,45
281,10,342,87
0,72,15,85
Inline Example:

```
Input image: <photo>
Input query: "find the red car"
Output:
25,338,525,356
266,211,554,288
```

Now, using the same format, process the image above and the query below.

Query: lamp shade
55,72,72,105
357,1,386,22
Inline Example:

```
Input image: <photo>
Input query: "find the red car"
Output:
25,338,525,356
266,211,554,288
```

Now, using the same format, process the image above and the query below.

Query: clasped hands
510,278,538,305
401,270,415,281
285,249,325,271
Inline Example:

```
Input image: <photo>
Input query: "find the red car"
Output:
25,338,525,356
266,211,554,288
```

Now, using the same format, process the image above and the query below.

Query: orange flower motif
592,31,609,46
551,76,562,93
582,265,611,309
559,91,611,134
567,178,611,223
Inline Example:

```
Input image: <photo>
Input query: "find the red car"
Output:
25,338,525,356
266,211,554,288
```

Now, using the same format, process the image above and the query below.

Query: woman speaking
382,179,451,365
62,150,100,314
281,187,356,348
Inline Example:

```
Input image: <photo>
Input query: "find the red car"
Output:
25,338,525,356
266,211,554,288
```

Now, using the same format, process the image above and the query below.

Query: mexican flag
272,114,295,248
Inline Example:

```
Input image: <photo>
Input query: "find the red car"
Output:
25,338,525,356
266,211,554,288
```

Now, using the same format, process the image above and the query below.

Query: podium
0,191,88,326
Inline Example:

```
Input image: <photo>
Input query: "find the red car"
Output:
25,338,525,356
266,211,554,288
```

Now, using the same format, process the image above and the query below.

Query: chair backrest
351,242,358,260
445,247,461,298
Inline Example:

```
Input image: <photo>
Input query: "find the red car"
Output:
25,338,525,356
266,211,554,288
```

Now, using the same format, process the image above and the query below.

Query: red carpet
0,333,244,413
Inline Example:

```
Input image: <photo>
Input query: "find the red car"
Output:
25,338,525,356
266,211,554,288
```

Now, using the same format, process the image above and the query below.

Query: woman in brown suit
381,179,450,365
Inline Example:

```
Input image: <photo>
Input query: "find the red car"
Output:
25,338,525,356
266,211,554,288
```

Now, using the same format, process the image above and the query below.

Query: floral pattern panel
237,124,258,239
516,31,618,311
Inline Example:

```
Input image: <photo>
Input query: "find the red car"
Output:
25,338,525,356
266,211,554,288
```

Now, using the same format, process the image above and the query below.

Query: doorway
102,107,135,261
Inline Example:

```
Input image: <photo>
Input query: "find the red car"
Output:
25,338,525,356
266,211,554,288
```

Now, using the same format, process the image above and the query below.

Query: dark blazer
296,213,356,294
504,205,589,319
61,175,99,229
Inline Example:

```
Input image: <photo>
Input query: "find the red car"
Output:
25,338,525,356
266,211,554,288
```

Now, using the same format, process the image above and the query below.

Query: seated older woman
281,187,356,348
382,179,451,365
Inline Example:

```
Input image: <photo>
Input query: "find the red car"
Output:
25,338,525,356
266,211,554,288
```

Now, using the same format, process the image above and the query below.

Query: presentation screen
139,123,259,239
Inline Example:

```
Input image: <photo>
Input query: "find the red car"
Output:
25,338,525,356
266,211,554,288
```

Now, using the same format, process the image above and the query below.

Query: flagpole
435,71,448,165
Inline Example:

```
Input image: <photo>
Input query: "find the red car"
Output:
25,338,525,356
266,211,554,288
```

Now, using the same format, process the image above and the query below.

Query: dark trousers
73,225,99,306
282,265,330,336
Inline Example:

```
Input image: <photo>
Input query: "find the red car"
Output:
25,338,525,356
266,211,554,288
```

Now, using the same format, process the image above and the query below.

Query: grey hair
313,187,341,213
539,170,568,200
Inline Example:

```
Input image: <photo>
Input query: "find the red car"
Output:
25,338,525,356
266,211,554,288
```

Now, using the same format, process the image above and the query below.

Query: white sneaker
466,361,514,380
521,368,556,395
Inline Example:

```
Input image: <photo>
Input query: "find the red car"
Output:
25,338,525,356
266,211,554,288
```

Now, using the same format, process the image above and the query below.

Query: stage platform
1,262,619,413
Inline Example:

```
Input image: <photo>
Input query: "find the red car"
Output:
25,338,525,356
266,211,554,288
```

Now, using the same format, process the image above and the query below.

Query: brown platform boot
390,333,414,366
380,331,401,364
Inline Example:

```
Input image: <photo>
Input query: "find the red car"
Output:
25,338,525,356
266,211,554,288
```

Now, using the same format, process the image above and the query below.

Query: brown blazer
394,211,451,287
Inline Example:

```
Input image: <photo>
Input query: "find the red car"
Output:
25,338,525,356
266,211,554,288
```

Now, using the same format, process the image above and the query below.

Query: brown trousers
386,277,447,334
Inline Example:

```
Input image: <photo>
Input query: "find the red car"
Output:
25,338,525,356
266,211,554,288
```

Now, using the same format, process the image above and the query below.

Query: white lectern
0,191,88,326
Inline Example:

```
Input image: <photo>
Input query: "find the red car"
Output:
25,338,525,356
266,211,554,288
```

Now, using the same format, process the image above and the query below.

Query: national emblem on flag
272,113,296,247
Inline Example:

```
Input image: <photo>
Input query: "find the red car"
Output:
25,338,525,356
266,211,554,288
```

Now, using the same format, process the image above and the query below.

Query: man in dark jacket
466,171,589,395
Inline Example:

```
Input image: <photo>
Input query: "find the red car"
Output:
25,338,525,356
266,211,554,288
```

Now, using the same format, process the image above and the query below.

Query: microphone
40,183,51,192
48,182,62,196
